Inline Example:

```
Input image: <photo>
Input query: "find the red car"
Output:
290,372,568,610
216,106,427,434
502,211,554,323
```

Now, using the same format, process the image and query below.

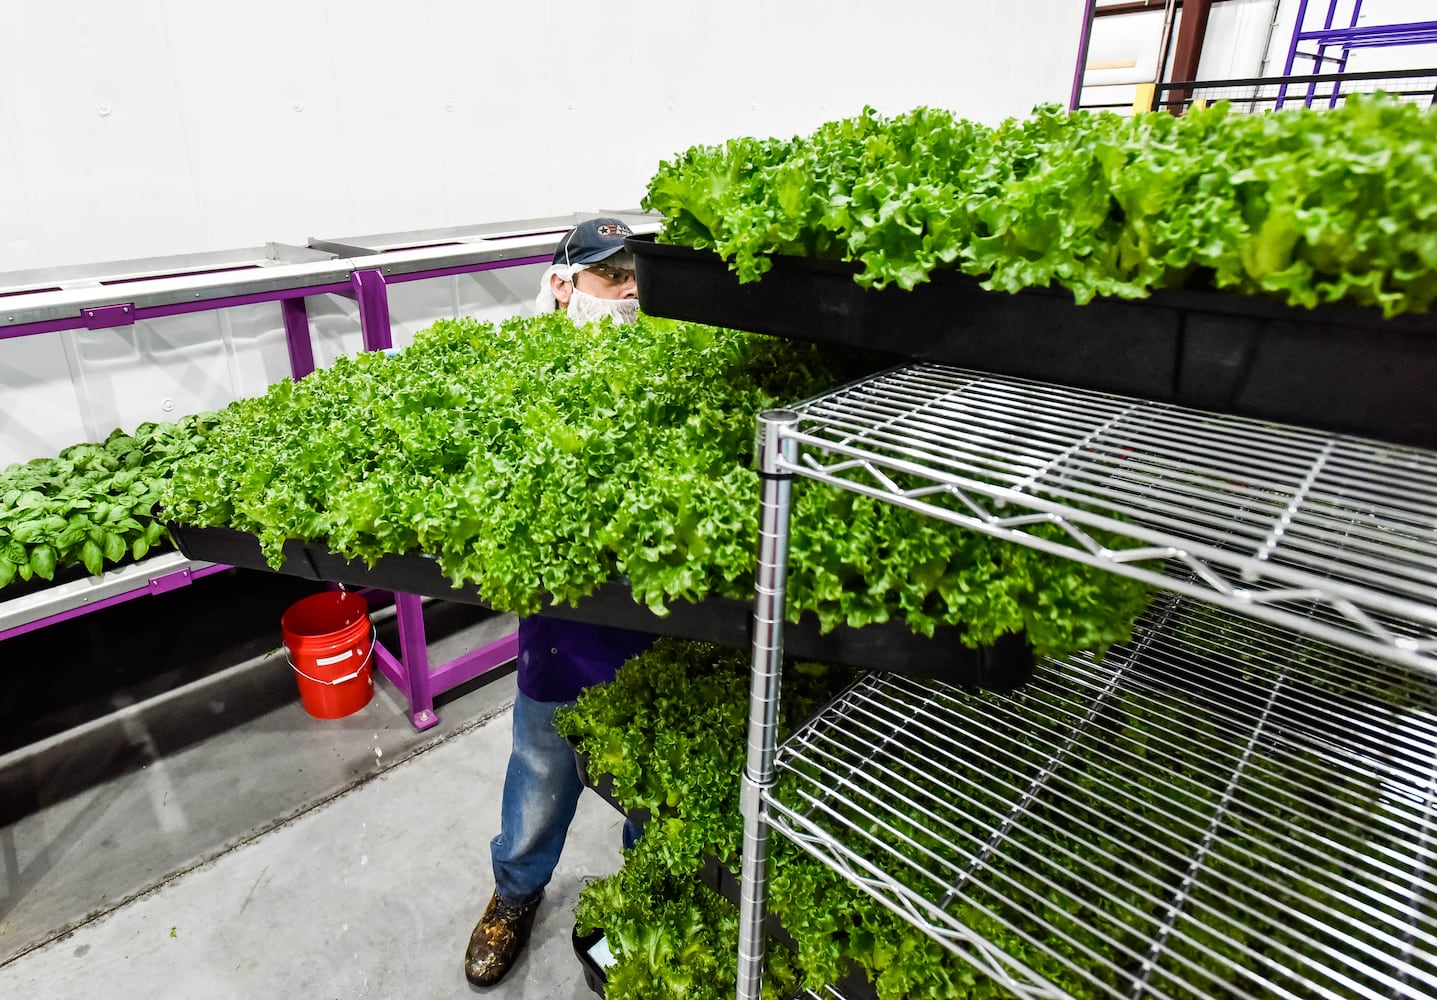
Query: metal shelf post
736,409,800,1000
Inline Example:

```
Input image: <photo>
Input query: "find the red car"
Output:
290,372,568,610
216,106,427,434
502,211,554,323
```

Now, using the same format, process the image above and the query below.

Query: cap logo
595,223,632,238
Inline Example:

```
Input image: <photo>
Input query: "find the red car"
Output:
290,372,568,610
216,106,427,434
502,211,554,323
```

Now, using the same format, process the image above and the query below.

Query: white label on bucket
315,648,356,666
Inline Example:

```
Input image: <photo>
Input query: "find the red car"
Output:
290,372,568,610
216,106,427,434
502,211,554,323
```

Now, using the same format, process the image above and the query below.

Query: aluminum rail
0,213,660,332
306,211,655,256
0,551,227,640
775,364,1437,676
0,252,353,331
0,242,334,294
764,590,1437,999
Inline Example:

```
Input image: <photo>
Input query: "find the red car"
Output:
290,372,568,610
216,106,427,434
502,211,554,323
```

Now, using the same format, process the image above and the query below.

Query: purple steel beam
1069,1,1098,111
0,562,230,643
1305,0,1350,107
281,297,316,379
83,304,135,329
1328,2,1363,108
139,283,353,322
1278,0,1315,108
1302,21,1437,43
1,315,88,340
373,640,408,700
393,592,435,729
370,623,517,732
0,282,353,340
2,253,551,341
350,268,393,352
428,631,517,694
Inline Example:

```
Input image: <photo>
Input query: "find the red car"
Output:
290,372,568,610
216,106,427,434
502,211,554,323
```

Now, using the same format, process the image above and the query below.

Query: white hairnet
534,263,586,313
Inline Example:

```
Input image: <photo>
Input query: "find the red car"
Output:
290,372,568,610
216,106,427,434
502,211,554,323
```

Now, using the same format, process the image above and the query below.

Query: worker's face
551,261,637,306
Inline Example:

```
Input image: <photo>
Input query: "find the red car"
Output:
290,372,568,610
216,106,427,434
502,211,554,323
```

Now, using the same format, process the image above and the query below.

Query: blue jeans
489,690,638,905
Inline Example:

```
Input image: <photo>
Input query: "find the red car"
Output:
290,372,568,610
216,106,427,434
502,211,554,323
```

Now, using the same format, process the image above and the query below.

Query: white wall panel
223,301,295,401
1199,0,1282,80
0,85,36,270
154,1,352,252
434,4,571,224
68,315,240,438
1,0,1090,464
454,265,548,324
1081,9,1171,109
1,3,208,269
1,0,1088,274
0,336,88,469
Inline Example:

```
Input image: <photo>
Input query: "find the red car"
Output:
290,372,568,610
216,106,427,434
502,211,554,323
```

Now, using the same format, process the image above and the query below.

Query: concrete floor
0,580,619,999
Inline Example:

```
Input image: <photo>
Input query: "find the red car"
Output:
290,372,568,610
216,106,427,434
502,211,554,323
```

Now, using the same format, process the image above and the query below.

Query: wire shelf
764,590,1437,1000
780,364,1437,675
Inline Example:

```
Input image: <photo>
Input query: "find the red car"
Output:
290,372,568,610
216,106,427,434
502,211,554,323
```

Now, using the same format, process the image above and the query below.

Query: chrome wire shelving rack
779,364,1437,676
768,590,1437,999
734,364,1437,1000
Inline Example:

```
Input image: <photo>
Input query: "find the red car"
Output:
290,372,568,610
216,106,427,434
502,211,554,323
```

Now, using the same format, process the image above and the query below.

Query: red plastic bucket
280,591,375,719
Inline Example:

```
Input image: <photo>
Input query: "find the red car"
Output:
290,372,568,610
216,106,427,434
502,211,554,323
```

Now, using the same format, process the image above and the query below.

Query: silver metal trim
0,213,661,329
2,259,358,326
0,244,335,295
306,211,657,255
0,551,216,633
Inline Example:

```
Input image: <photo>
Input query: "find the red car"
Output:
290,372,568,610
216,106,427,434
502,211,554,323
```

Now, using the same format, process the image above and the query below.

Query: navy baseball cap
552,217,635,267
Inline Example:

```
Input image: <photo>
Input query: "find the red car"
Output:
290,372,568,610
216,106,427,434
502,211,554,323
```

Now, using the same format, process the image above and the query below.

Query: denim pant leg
489,690,584,905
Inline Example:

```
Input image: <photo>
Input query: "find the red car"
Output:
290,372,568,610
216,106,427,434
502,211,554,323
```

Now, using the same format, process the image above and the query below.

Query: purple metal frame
371,592,519,730
281,298,316,379
2,251,543,728
350,268,394,352
1278,0,1437,108
1070,1,1098,111
1,282,352,342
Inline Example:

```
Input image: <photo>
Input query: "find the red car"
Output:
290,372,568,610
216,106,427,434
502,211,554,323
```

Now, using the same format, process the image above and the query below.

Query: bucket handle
288,626,377,687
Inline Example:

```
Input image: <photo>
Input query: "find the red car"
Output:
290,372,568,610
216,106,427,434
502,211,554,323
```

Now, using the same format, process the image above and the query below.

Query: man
532,216,642,324
464,217,655,988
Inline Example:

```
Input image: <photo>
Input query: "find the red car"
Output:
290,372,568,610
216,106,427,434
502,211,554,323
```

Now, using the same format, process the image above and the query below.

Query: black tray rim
626,232,1434,333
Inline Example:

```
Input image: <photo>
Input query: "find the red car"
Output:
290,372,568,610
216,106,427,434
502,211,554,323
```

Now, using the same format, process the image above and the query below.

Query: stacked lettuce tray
628,234,1436,449
631,98,1437,449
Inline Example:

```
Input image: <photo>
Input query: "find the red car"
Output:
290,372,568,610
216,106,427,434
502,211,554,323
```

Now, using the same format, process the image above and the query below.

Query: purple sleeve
515,616,657,703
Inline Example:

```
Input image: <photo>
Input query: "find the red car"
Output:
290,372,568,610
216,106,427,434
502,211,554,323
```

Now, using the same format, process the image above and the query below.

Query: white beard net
533,263,639,326
566,288,640,326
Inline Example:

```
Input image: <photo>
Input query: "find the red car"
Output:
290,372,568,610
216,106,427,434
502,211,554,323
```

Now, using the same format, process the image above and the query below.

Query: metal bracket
82,303,136,330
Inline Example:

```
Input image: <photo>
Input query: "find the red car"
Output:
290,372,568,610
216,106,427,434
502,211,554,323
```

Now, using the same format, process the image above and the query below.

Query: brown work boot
464,889,543,987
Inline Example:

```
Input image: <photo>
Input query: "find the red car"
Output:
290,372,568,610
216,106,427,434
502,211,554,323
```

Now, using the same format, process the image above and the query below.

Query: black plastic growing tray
628,234,1437,450
572,926,610,997
165,520,1033,689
